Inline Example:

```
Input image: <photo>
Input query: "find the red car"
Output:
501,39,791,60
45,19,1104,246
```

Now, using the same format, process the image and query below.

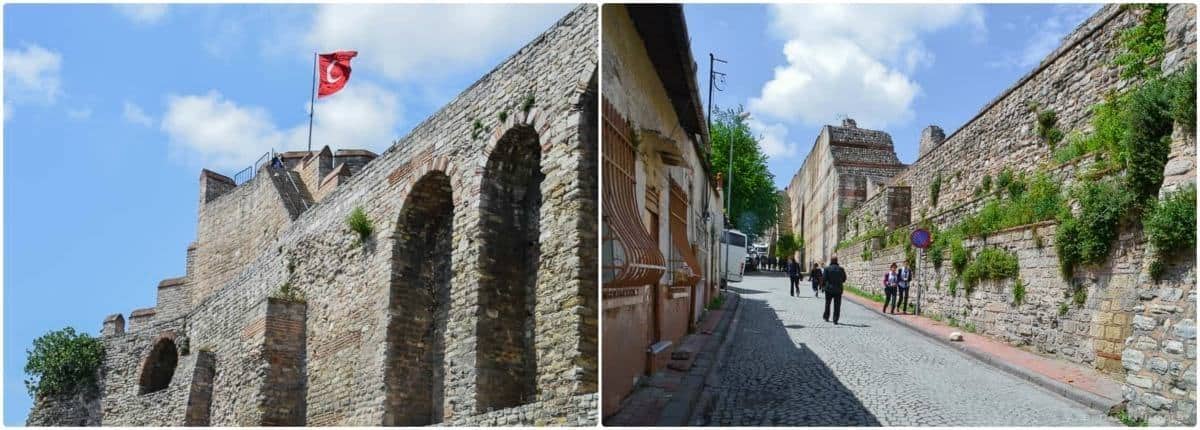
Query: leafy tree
773,233,801,260
710,106,780,236
25,327,104,397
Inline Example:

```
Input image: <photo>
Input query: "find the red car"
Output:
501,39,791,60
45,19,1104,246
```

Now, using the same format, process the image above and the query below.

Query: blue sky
684,3,1101,189
2,3,573,424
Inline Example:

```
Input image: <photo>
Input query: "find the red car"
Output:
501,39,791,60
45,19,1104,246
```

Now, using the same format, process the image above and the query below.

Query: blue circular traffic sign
911,228,932,249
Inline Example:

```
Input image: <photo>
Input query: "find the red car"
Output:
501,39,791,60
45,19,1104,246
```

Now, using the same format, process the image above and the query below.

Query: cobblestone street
696,274,1116,426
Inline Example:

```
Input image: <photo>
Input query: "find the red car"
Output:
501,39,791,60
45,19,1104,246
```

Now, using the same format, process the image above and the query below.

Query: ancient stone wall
882,5,1136,217
30,4,598,427
191,167,306,308
25,388,101,426
786,121,904,265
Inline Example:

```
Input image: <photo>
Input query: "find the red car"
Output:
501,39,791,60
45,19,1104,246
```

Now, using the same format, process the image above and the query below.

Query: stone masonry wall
840,219,1144,375
1120,3,1198,426
29,5,598,427
190,167,305,308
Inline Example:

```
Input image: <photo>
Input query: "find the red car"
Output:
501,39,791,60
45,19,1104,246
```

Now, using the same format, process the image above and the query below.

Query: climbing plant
1114,3,1168,80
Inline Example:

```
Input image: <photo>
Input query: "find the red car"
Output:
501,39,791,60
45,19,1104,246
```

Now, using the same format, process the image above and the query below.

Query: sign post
910,228,932,316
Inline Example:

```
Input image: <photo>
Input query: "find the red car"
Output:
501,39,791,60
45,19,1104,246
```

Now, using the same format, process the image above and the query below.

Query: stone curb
680,290,744,426
842,291,1121,416
655,290,742,426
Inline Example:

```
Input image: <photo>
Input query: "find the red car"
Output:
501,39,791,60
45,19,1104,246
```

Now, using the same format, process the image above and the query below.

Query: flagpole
307,52,317,153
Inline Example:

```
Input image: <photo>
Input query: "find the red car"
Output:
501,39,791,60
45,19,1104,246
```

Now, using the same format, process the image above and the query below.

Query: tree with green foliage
25,327,104,397
773,233,801,261
710,106,780,237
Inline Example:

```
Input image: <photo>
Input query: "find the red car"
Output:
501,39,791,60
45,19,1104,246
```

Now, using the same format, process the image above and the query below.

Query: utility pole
707,53,727,149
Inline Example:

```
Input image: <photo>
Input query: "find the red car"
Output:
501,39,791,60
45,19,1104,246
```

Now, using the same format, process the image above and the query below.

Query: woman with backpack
883,262,900,314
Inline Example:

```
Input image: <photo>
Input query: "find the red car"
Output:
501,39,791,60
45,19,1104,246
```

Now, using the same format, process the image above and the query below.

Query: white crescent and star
325,62,342,84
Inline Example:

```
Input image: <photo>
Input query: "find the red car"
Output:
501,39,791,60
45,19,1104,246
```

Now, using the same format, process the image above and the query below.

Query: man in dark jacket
787,257,802,297
822,256,847,324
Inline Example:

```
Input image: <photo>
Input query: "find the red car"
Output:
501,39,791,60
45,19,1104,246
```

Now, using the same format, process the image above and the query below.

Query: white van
720,229,747,285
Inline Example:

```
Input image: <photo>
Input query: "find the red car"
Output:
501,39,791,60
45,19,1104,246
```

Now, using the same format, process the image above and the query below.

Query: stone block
1172,320,1195,339
1133,315,1158,331
1127,374,1155,389
1123,349,1145,370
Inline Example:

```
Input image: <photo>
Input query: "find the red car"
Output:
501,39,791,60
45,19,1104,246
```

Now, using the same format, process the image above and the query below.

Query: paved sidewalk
842,290,1124,413
604,290,741,426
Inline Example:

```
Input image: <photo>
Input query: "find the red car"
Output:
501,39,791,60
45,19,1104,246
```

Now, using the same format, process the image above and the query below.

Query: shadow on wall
698,297,881,426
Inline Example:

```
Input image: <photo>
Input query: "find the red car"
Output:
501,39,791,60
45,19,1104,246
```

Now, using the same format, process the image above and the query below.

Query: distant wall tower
918,125,945,158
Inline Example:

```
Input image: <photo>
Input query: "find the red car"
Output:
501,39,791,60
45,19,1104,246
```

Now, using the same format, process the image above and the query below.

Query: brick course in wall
28,5,598,426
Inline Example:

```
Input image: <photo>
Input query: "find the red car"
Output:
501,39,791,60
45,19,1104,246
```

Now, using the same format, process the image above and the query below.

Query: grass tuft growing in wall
930,171,943,208
271,281,307,303
1012,277,1026,306
346,206,374,243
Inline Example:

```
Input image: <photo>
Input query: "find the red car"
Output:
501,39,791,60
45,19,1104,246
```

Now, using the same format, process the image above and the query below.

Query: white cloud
747,118,798,158
303,3,572,81
4,43,63,106
749,4,984,130
161,81,400,170
66,107,92,120
115,4,168,25
123,101,153,127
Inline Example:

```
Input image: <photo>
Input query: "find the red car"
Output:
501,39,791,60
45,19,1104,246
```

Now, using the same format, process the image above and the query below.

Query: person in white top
882,262,899,314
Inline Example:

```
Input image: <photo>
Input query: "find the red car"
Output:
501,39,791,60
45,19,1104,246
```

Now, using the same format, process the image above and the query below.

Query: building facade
599,3,724,418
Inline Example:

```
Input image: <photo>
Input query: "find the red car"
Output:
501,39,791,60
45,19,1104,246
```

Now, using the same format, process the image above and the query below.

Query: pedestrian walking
787,257,802,297
810,262,823,298
897,261,913,314
883,262,899,314
822,257,846,324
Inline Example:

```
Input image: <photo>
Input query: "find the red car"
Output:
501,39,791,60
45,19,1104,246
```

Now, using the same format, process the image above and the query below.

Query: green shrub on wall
24,327,104,397
1168,62,1197,133
961,247,1020,293
1123,78,1175,203
950,239,969,275
947,277,959,297
1056,179,1135,278
1144,184,1197,252
1144,184,1197,262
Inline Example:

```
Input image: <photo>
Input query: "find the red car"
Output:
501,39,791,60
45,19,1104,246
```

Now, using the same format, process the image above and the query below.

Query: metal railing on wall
233,151,275,185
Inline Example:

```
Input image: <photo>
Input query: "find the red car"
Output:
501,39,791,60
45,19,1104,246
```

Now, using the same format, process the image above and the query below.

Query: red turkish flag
317,51,357,98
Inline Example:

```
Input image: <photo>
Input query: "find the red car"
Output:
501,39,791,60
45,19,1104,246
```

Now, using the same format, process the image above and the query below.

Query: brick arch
138,335,179,395
475,124,542,410
383,170,454,426
390,154,463,208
